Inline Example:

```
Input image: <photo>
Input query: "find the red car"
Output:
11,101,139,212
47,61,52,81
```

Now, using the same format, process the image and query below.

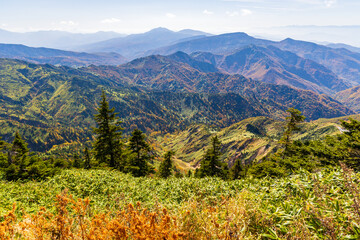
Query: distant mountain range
327,43,360,53
146,32,360,86
274,38,360,86
1,27,360,145
190,45,349,94
76,27,212,58
147,32,273,56
0,38,354,95
0,44,127,67
260,25,360,48
0,29,125,49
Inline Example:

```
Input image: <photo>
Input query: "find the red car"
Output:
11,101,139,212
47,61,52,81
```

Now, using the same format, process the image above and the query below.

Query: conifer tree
84,147,91,169
0,136,4,150
125,129,154,177
159,151,174,178
280,108,305,153
73,153,82,168
339,118,360,170
10,132,29,165
197,136,228,179
231,158,243,180
0,137,7,168
93,90,123,168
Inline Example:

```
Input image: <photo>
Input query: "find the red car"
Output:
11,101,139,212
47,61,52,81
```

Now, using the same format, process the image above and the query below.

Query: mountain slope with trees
0,58,354,152
191,46,349,94
335,85,360,112
155,115,358,168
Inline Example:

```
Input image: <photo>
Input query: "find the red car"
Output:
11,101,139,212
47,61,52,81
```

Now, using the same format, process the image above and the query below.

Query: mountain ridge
0,43,127,67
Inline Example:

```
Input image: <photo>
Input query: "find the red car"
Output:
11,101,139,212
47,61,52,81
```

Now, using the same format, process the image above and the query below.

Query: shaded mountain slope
274,38,360,85
191,46,349,94
85,54,353,120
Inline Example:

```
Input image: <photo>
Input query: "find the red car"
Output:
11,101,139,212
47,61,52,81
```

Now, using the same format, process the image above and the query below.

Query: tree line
1,91,360,181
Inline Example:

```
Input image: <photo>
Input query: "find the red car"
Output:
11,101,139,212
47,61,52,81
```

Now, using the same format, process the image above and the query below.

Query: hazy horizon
1,0,359,33
1,0,360,46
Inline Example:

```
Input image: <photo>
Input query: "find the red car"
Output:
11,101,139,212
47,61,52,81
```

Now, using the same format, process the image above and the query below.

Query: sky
0,0,359,34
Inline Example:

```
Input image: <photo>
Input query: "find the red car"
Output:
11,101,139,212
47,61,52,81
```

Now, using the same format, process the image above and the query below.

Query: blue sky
0,0,359,34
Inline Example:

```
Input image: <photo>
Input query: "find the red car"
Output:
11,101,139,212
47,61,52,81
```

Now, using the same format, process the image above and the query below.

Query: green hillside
335,85,360,113
154,115,360,170
0,58,354,152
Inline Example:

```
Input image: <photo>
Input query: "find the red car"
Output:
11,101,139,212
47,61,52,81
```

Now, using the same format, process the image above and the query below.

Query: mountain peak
147,27,173,34
281,38,295,43
169,51,190,58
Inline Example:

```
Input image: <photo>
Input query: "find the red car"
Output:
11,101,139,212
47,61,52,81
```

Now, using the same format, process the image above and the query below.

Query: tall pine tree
93,90,123,168
230,158,243,180
125,129,154,177
197,136,228,179
159,151,174,178
10,132,29,165
0,137,6,168
280,108,305,154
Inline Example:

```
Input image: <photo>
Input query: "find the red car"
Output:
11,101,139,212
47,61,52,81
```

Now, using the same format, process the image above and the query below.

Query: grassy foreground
0,167,360,239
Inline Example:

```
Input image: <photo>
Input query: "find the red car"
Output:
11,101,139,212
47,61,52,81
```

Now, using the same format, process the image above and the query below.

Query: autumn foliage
0,190,185,240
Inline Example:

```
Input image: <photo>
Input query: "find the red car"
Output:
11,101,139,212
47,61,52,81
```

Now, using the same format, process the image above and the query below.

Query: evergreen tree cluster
91,91,155,177
0,133,58,181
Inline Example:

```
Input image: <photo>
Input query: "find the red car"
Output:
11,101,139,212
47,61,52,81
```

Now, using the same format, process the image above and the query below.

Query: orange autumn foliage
0,190,186,240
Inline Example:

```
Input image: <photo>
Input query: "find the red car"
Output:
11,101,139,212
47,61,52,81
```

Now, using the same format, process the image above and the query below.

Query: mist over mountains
0,28,125,49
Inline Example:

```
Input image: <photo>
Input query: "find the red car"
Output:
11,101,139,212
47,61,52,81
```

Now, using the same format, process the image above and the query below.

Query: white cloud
241,9,253,16
203,9,214,15
1,23,8,27
226,9,252,17
60,21,78,26
226,11,239,17
101,18,122,24
166,13,176,18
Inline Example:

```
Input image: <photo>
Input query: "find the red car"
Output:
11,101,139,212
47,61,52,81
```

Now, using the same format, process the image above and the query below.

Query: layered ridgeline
0,57,353,152
76,27,212,58
190,46,349,94
85,53,352,120
149,32,360,87
2,29,360,97
0,44,127,67
0,28,125,49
